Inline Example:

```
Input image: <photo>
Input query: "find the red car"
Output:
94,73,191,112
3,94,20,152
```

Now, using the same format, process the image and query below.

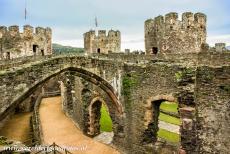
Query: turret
98,30,106,37
84,30,95,40
155,15,164,27
45,27,52,39
84,30,96,53
45,27,52,54
215,43,226,52
195,13,207,44
165,12,179,30
108,30,116,37
154,15,164,35
84,29,121,54
0,26,7,37
182,12,194,29
23,25,34,39
115,30,121,38
35,27,46,35
108,30,120,38
145,12,207,54
8,25,19,37
145,19,155,35
194,13,207,30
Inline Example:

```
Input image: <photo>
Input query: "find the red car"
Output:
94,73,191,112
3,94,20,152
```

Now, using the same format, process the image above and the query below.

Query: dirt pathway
0,112,31,143
39,97,119,154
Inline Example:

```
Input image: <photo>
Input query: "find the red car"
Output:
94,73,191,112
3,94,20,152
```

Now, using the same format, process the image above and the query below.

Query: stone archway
143,94,181,152
0,66,123,120
87,97,113,137
144,95,176,129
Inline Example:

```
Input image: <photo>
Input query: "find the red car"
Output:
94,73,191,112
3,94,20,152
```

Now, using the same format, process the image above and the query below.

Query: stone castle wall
84,30,121,54
0,53,229,153
145,12,206,55
0,25,52,60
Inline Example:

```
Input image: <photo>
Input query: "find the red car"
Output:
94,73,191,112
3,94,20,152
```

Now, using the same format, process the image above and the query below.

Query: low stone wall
31,92,61,145
31,94,43,145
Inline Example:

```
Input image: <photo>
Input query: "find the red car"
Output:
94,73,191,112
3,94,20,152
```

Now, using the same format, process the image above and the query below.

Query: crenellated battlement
0,25,52,60
145,12,206,33
145,12,207,55
0,25,52,38
84,29,120,38
84,29,121,54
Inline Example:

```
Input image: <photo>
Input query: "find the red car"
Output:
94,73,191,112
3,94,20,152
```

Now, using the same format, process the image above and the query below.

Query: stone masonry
0,51,229,154
0,25,52,60
0,11,230,154
84,30,121,54
145,12,206,55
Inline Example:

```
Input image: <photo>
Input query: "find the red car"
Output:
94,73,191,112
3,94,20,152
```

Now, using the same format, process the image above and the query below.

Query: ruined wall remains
196,66,230,153
214,43,228,52
145,12,207,55
84,30,121,54
0,52,229,154
0,25,52,60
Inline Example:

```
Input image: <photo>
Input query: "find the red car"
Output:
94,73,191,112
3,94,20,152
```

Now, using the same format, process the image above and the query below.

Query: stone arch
143,94,178,144
0,66,123,121
87,97,107,136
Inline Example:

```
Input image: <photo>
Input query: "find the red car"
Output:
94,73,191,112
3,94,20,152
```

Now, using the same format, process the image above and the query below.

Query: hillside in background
227,46,230,50
53,43,84,54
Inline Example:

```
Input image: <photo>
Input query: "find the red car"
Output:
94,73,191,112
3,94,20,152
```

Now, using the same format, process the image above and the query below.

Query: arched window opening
88,98,113,141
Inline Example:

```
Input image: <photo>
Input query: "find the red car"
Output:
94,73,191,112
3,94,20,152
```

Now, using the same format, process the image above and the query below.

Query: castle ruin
84,30,121,54
145,12,206,55
0,25,52,60
0,11,230,154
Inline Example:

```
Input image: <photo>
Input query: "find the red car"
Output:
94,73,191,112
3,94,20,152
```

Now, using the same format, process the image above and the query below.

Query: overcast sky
0,0,229,50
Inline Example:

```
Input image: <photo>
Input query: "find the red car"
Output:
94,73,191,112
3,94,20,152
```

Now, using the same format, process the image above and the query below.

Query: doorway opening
6,52,10,60
33,45,38,55
97,48,101,54
143,99,181,147
88,100,113,136
41,49,44,56
152,47,158,54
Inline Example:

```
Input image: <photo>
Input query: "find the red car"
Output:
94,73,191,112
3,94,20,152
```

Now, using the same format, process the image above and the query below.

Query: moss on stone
175,68,195,82
175,71,183,82
0,136,8,145
122,73,138,108
122,75,137,96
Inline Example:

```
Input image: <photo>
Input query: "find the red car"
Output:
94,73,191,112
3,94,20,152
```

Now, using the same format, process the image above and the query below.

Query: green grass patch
159,113,181,125
100,104,113,132
160,101,178,113
0,139,7,145
157,128,180,143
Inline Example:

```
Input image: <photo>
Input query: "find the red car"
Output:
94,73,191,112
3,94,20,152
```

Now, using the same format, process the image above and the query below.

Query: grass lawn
160,101,178,113
159,113,181,125
157,128,180,143
100,104,113,132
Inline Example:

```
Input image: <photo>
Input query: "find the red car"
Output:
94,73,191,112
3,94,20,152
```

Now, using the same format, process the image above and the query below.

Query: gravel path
0,112,31,143
158,121,180,134
39,96,119,154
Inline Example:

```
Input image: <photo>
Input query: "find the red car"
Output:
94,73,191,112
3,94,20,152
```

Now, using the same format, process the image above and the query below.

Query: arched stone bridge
0,53,229,154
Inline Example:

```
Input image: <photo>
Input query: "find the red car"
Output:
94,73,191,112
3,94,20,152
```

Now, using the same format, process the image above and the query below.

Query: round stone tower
145,12,207,55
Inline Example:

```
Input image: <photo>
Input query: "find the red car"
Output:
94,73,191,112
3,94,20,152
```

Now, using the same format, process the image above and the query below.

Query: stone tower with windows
84,29,121,54
145,12,207,55
0,25,52,60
